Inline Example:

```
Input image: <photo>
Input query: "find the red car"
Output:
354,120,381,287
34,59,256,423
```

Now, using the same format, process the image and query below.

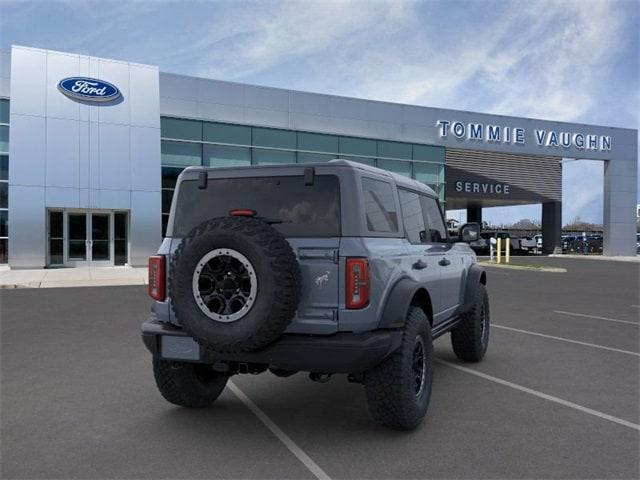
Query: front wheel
364,307,433,430
153,359,229,408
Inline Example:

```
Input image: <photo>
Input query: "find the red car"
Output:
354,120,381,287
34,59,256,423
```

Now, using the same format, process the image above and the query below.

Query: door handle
412,259,427,270
438,257,451,267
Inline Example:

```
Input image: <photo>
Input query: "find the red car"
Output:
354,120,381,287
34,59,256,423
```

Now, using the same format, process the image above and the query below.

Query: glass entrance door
90,213,111,266
67,213,88,265
47,210,129,267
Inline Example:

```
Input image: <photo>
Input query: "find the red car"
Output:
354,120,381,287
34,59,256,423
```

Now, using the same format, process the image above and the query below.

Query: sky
1,0,638,225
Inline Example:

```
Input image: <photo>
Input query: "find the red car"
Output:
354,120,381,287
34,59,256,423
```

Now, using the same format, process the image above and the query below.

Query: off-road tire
170,217,301,353
153,359,228,408
451,283,490,362
364,307,433,430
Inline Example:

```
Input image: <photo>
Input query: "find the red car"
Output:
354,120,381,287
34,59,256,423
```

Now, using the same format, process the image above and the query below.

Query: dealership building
0,45,637,268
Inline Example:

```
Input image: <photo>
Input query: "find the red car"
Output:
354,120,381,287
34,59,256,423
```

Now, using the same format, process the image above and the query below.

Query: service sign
436,120,612,152
58,77,121,102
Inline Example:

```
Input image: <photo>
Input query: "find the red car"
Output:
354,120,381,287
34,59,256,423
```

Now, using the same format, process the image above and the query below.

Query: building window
413,144,445,163
296,152,334,163
378,140,412,160
298,132,339,153
203,122,251,145
161,117,202,141
339,136,377,157
48,211,64,265
341,155,376,166
158,116,446,237
161,167,184,237
252,148,296,165
0,99,8,264
114,212,128,266
161,140,202,166
0,99,8,124
252,127,296,149
0,210,7,264
377,159,412,178
204,144,251,168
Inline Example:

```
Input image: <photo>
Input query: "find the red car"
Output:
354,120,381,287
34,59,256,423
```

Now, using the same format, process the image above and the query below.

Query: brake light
148,255,166,301
229,209,257,217
346,258,369,309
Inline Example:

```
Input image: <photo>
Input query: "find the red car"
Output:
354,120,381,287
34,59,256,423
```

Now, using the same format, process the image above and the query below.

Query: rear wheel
451,283,490,362
364,307,433,430
153,359,229,408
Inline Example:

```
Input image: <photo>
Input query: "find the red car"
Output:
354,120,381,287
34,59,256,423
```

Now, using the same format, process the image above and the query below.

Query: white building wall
8,46,161,267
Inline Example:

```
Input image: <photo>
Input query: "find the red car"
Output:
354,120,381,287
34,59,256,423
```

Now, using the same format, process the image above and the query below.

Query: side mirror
459,223,480,243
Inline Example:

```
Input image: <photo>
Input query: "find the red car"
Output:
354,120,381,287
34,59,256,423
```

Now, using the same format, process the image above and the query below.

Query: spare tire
170,216,301,353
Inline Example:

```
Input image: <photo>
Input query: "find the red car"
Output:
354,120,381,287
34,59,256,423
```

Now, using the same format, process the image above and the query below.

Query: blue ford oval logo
58,77,121,102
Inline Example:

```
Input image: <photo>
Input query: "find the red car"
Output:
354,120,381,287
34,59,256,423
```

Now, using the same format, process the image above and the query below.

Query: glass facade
160,116,445,236
0,99,8,263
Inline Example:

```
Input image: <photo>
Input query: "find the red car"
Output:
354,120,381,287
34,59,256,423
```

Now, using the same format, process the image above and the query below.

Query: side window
420,196,447,243
398,189,426,244
362,177,398,233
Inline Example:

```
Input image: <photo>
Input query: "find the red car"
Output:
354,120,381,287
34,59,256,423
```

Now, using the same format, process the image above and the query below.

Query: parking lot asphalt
1,257,639,479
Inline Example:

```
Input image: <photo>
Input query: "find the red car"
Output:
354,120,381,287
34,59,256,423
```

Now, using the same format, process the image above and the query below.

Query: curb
0,279,147,289
480,262,567,273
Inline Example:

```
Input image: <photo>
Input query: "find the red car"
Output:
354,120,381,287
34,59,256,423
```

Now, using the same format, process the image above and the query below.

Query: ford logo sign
57,77,121,102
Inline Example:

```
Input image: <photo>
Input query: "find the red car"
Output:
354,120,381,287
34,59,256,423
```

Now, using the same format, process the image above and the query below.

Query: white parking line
228,381,331,480
493,324,640,357
554,310,639,326
435,359,640,432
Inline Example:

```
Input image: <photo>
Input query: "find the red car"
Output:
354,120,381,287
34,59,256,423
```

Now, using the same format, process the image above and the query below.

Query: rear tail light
346,258,369,309
148,255,166,301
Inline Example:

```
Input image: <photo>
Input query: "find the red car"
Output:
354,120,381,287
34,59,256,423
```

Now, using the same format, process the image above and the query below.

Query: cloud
1,0,636,224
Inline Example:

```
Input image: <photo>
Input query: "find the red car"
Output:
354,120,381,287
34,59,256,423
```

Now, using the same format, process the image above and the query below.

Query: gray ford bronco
142,160,489,430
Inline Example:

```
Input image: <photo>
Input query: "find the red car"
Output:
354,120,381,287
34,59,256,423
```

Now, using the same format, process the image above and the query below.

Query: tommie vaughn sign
58,77,121,102
436,120,612,152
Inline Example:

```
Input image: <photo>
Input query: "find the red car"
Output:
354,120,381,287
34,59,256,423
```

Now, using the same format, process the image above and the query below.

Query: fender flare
377,278,430,329
460,264,487,314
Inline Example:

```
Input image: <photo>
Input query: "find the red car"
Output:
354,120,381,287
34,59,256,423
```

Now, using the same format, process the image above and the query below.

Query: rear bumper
141,319,402,374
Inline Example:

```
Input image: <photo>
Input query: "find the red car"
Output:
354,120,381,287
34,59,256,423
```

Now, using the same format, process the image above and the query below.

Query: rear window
172,175,340,237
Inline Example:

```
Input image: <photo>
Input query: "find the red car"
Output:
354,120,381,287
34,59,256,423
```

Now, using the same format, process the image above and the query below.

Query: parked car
518,237,537,254
141,160,490,430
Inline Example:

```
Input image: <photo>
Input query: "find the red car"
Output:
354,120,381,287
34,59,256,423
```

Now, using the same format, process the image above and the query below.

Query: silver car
142,160,490,430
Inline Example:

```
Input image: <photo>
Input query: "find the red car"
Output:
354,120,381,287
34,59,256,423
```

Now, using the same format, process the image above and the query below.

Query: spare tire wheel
170,216,301,353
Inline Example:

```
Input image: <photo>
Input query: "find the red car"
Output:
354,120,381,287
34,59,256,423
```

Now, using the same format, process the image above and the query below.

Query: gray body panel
155,160,479,334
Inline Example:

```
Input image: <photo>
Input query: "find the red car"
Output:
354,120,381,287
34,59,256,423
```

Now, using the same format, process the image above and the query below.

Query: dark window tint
362,177,398,233
398,190,426,244
420,196,447,243
0,155,7,180
173,175,340,237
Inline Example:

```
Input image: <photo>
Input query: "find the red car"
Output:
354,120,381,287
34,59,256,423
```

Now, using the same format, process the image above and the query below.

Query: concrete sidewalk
0,266,147,289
